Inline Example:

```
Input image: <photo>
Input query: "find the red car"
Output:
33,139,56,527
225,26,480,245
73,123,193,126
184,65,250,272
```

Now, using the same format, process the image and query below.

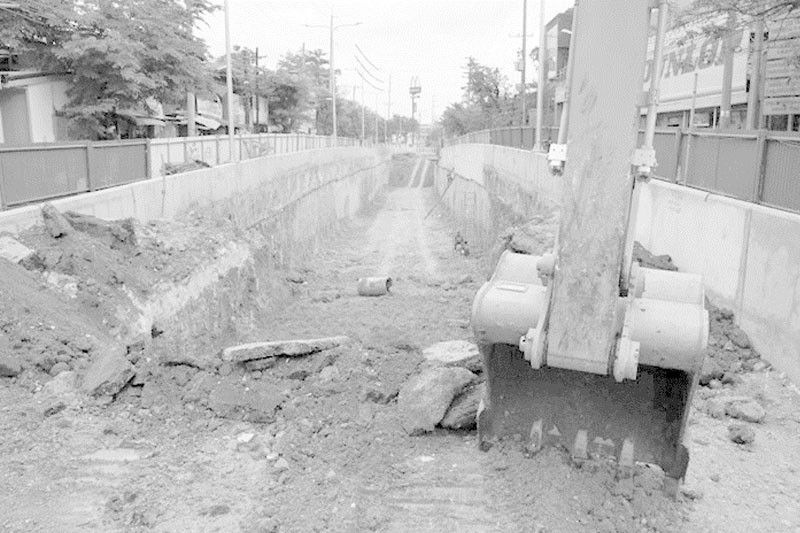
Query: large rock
398,367,475,435
41,203,72,238
222,336,350,363
440,382,484,430
207,377,286,423
81,345,134,397
36,371,80,416
0,355,22,377
63,211,137,249
422,340,482,373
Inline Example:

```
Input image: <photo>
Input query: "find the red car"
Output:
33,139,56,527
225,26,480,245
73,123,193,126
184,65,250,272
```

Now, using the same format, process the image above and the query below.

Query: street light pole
224,0,235,160
521,0,528,126
534,0,546,151
329,13,337,143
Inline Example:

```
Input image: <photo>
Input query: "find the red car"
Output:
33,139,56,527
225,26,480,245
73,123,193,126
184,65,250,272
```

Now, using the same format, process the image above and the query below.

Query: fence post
0,153,6,210
215,136,220,165
145,139,152,179
754,130,769,203
85,142,94,191
681,130,692,186
673,129,683,183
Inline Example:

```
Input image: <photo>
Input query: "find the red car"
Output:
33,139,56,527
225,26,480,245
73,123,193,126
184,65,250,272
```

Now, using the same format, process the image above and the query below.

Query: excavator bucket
476,343,693,480
471,251,705,484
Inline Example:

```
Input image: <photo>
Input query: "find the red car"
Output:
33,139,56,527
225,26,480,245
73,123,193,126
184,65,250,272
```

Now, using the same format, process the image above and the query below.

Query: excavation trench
1,152,798,532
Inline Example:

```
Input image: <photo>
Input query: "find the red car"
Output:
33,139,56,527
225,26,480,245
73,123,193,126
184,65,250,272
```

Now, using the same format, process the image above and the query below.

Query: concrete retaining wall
0,147,388,235
634,180,800,384
439,144,800,384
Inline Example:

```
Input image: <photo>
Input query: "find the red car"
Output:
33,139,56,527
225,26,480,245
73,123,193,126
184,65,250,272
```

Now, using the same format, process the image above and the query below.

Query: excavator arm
471,0,708,488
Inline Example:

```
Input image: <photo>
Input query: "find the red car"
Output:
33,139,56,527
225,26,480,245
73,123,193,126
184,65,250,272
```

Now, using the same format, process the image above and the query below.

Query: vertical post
746,19,765,131
224,0,236,161
0,154,6,209
719,12,737,129
754,130,768,203
330,13,338,141
642,0,669,156
387,75,391,142
187,92,197,137
689,70,699,128
84,142,95,191
534,0,546,150
255,47,260,126
215,135,220,165
361,81,365,143
521,0,528,127
145,138,152,179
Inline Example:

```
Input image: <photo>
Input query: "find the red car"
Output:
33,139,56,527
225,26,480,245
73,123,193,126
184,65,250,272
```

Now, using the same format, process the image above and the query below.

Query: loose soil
1,158,799,532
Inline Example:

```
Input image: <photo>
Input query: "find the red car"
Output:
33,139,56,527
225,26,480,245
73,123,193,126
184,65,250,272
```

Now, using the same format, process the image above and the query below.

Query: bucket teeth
527,419,543,454
618,438,635,479
591,437,615,459
572,430,588,464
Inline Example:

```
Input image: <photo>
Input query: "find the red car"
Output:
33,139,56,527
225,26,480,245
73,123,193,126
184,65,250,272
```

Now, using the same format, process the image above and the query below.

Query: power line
355,54,384,85
355,43,382,72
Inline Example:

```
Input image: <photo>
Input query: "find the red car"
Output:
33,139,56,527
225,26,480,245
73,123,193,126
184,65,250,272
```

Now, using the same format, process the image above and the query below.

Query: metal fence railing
444,126,800,214
0,133,362,209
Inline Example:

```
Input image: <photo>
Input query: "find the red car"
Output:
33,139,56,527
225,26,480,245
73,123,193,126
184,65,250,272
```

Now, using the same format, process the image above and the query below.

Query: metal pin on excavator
471,0,708,491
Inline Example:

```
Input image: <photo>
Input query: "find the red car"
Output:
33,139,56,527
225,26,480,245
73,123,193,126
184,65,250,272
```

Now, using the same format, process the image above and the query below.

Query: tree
0,0,216,138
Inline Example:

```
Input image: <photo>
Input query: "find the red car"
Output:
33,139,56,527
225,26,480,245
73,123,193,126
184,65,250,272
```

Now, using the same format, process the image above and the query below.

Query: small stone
703,399,726,419
0,356,22,377
218,362,233,376
49,362,70,376
725,400,766,423
726,328,751,349
708,379,722,389
699,358,725,385
710,474,720,482
274,457,290,471
728,423,755,444
721,372,742,386
318,366,340,383
681,487,703,500
206,504,230,517
237,432,255,444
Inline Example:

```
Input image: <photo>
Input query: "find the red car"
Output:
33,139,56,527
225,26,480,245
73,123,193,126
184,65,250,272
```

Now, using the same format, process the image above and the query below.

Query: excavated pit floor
0,156,799,532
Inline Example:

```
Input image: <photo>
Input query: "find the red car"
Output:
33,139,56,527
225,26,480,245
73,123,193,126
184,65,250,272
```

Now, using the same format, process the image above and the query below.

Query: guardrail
444,126,800,214
0,133,362,210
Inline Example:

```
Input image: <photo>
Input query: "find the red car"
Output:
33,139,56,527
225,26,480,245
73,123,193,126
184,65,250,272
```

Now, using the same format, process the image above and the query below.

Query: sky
197,0,576,123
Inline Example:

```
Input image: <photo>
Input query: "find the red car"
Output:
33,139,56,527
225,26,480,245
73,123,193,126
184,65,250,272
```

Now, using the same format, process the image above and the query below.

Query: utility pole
255,47,259,126
719,12,737,129
375,92,379,143
224,0,235,160
386,75,391,142
521,0,528,126
186,92,197,137
534,0,546,150
329,14,337,142
746,19,765,130
361,80,366,143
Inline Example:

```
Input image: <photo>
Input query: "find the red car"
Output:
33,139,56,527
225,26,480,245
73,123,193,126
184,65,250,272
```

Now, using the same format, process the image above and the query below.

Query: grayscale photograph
0,0,798,531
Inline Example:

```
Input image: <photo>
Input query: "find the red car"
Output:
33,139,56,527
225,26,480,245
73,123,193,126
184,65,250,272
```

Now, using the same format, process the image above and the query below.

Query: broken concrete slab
440,382,484,430
0,235,36,265
422,340,482,373
41,203,72,238
63,211,137,248
222,336,351,363
398,366,476,435
81,344,134,397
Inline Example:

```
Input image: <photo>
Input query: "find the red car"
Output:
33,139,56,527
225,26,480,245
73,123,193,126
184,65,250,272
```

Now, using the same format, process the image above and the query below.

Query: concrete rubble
397,366,476,435
222,336,351,368
422,339,482,373
81,344,135,397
